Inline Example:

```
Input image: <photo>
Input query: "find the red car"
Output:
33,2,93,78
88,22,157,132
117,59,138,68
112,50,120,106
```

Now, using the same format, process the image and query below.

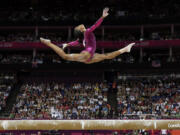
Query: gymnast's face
75,24,86,32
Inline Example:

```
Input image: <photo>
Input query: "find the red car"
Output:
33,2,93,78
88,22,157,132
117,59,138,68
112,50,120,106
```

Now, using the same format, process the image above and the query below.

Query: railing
0,24,180,41
0,40,180,50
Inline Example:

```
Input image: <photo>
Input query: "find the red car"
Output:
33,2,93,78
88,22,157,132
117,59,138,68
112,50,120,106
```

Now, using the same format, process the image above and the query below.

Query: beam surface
0,120,180,130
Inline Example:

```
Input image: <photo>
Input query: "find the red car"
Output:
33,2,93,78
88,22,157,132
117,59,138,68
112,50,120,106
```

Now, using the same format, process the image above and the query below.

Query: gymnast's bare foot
125,43,135,53
40,37,51,45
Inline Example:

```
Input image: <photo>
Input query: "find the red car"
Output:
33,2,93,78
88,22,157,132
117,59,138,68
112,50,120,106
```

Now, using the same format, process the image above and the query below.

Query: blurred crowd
10,82,110,119
1,0,180,25
116,73,180,119
0,54,32,64
7,73,180,120
0,31,180,42
0,32,64,42
0,1,180,43
0,33,36,42
0,73,15,111
0,51,180,66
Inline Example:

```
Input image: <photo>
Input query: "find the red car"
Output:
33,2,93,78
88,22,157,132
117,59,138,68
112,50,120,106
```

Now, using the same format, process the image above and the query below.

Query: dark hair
74,29,83,43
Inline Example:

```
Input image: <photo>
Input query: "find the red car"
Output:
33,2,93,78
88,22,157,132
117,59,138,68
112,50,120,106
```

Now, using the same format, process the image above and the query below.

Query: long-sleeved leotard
67,17,104,61
68,39,79,46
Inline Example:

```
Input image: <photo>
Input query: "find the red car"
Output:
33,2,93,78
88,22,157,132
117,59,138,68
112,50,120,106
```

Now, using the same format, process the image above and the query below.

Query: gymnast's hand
102,7,109,18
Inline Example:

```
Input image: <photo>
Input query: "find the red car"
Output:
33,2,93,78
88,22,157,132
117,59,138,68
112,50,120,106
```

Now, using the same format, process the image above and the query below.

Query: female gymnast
40,8,135,64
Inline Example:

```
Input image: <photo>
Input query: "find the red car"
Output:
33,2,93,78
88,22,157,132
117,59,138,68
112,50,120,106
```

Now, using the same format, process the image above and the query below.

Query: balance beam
0,120,180,130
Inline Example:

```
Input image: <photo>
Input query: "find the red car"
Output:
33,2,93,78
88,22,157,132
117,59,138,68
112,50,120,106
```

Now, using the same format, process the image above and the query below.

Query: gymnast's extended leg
40,38,90,62
85,43,135,64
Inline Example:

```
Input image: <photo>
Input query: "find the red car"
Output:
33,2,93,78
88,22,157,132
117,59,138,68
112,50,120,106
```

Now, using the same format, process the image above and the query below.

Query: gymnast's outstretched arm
87,7,109,33
62,39,80,50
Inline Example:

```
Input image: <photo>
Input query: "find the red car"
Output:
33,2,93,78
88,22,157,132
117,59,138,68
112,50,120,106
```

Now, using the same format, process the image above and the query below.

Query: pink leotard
68,17,104,61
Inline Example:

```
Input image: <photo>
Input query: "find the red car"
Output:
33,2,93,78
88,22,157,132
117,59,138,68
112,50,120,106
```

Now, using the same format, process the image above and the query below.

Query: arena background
0,0,180,135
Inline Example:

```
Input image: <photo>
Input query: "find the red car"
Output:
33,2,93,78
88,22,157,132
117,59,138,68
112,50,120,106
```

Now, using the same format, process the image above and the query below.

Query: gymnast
40,8,135,64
